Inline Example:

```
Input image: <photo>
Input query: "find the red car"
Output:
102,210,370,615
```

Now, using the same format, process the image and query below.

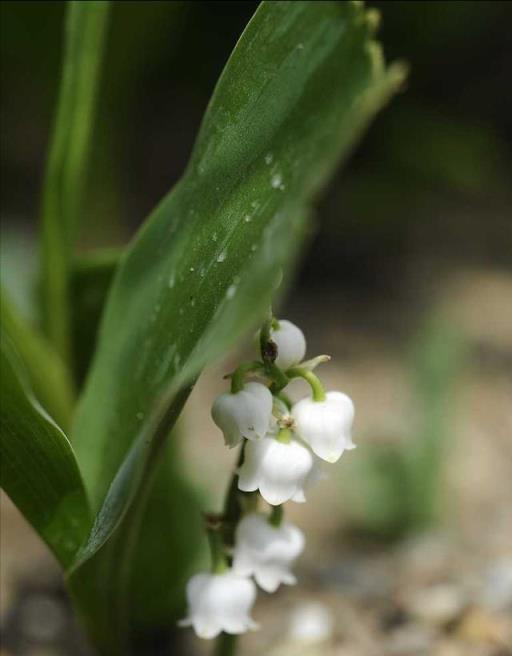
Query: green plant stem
214,632,237,656
40,1,110,369
259,308,279,362
276,427,292,444
286,367,326,402
276,391,292,409
266,362,290,394
222,442,246,547
212,445,249,656
230,361,263,394
207,529,228,574
269,504,283,527
259,316,272,359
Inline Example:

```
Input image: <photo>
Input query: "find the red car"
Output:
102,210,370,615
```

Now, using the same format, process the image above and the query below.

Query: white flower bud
233,513,305,593
179,570,258,639
269,320,306,370
237,435,315,505
292,391,355,463
211,382,272,448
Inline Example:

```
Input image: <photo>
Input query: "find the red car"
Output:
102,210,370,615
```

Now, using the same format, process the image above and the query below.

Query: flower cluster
180,317,355,640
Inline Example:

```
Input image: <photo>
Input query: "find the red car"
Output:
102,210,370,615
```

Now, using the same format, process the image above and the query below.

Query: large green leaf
69,2,405,650
40,1,110,368
0,335,90,568
1,289,74,430
73,0,405,510
67,435,205,653
71,248,121,386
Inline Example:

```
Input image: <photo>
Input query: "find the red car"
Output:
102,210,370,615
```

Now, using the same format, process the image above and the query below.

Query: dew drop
251,244,258,252
226,284,237,300
190,266,195,272
244,214,252,223
213,232,218,242
265,153,273,165
217,251,226,263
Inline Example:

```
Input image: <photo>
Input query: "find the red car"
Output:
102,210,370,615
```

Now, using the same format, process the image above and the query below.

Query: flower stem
212,444,249,656
259,309,280,362
207,526,228,574
286,367,326,402
276,391,292,409
266,362,290,394
214,632,237,656
276,427,292,444
259,316,273,360
222,442,246,548
269,504,283,527
230,361,263,394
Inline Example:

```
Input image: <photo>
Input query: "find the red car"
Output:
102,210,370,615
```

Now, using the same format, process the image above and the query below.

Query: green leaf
40,1,110,367
74,0,405,510
71,248,121,386
67,437,205,652
1,288,74,430
69,1,405,650
0,334,90,568
126,450,205,630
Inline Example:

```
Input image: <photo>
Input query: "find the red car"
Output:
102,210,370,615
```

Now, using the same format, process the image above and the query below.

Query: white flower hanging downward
212,381,272,447
179,569,258,639
237,432,315,505
267,319,306,370
292,390,355,463
233,512,305,592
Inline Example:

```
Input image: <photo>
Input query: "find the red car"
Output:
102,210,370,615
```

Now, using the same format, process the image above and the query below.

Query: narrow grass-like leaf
40,1,110,367
0,335,90,568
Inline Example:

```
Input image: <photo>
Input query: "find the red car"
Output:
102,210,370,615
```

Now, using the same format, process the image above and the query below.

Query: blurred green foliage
347,316,467,541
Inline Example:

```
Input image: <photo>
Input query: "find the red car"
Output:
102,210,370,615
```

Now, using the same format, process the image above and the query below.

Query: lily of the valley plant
181,317,355,639
0,1,404,654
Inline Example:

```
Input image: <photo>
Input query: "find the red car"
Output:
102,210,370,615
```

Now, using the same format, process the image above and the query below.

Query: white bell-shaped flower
179,569,258,639
237,434,314,505
211,382,272,447
269,319,306,370
292,391,355,463
233,513,305,593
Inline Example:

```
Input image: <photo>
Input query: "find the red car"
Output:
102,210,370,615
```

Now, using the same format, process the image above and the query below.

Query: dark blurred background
1,3,511,656
1,1,511,298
